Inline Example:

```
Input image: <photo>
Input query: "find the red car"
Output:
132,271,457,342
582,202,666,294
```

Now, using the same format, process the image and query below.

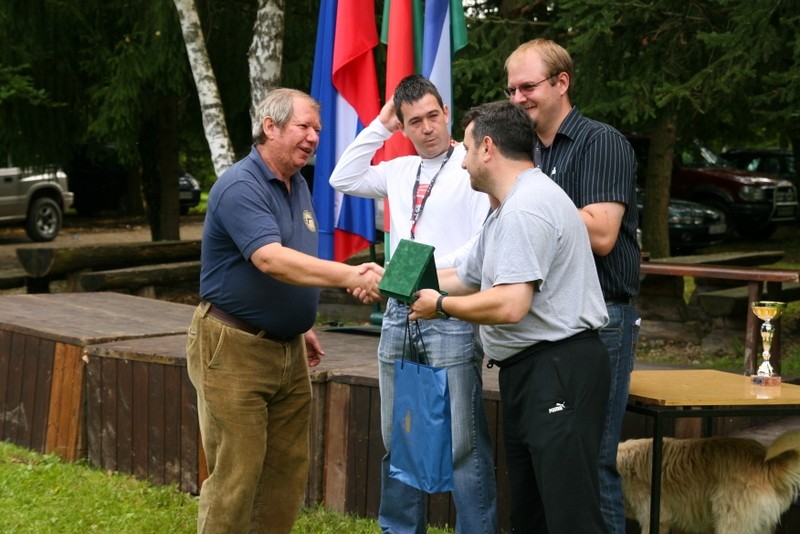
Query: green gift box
378,239,439,303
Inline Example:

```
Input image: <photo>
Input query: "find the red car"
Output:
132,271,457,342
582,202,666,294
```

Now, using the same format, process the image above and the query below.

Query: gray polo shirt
457,168,608,361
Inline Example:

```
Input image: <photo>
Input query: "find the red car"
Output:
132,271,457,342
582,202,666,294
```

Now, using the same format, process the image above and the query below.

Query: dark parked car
721,147,797,187
627,135,798,239
178,171,202,214
637,188,727,254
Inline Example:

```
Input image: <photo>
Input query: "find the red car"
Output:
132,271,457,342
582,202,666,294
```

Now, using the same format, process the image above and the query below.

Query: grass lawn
0,441,454,534
0,441,197,533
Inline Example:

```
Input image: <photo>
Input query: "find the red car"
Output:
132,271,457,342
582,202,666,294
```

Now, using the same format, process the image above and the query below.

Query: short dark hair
461,101,535,162
393,75,444,123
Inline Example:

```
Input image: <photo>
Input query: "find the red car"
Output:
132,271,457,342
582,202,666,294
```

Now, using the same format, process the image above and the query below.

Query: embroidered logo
303,210,316,232
548,402,566,414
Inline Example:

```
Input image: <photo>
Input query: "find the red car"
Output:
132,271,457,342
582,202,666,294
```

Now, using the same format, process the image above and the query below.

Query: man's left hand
304,329,325,367
408,288,441,321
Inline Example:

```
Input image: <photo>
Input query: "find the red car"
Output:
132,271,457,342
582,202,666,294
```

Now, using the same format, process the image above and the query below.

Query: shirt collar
551,106,584,143
246,144,303,188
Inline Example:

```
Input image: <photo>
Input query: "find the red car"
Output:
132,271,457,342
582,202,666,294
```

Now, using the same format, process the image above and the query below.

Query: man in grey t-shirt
410,101,610,533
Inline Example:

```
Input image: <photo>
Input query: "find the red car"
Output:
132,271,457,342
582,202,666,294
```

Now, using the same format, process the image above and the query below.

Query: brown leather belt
204,301,262,336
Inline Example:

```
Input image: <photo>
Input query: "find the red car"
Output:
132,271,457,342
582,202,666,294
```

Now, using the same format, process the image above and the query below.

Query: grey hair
251,88,321,144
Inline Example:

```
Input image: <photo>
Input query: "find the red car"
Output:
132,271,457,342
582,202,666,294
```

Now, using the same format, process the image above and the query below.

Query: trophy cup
751,301,787,386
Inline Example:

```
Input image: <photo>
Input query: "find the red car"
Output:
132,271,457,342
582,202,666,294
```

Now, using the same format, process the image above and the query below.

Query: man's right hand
349,262,384,304
379,99,401,133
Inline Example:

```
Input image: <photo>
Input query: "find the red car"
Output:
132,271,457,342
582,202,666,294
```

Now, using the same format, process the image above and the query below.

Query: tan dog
617,429,800,534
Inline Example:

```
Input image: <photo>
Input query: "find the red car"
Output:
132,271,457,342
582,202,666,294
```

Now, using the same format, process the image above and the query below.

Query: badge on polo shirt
303,210,316,232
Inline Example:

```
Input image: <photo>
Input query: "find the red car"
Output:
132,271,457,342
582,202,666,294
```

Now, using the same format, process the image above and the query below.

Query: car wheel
25,197,62,242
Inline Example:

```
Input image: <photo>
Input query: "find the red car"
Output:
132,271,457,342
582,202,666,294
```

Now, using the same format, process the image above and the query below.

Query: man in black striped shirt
505,39,641,534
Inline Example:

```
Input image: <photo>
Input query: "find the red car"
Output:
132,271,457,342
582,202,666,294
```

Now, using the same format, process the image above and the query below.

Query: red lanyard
409,145,454,240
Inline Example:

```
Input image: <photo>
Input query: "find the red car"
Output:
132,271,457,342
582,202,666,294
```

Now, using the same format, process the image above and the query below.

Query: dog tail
765,429,800,462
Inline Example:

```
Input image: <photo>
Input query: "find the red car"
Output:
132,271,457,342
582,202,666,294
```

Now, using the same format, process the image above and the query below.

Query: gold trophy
751,301,787,386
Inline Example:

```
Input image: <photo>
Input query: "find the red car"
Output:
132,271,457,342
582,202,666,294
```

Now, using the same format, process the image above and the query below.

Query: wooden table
626,369,800,534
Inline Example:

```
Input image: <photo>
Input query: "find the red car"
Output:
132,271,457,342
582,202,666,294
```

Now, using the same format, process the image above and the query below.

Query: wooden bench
76,260,201,296
0,268,26,290
650,250,785,267
15,240,200,294
652,251,788,296
639,261,800,375
698,282,800,317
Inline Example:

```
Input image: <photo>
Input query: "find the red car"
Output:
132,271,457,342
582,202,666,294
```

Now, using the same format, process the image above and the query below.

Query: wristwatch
435,294,450,319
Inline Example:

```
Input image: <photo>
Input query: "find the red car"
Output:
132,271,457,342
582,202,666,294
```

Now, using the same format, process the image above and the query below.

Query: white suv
0,165,74,241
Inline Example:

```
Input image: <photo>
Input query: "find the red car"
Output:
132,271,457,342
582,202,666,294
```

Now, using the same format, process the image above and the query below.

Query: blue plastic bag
389,357,454,493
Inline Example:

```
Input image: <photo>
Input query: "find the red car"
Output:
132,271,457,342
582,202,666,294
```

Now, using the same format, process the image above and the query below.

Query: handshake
348,262,385,304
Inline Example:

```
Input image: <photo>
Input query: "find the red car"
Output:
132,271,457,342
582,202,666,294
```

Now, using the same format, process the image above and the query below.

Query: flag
380,0,422,161
422,0,468,131
379,0,422,242
311,0,381,262
379,0,466,250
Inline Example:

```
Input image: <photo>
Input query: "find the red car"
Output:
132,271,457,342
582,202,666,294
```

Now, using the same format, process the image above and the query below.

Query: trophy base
751,374,781,387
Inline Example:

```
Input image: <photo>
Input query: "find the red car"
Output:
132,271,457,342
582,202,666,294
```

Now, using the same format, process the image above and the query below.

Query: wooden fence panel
83,335,204,495
0,330,10,439
46,342,84,460
3,332,26,444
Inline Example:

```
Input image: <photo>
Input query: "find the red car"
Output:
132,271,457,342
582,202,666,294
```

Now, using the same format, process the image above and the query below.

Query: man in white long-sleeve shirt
329,75,497,534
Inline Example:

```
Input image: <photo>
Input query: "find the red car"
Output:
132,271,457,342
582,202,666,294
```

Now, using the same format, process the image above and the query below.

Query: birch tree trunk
248,0,284,122
173,0,235,177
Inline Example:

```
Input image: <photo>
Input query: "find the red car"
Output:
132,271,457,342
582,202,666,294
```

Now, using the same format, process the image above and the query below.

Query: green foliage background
0,0,798,242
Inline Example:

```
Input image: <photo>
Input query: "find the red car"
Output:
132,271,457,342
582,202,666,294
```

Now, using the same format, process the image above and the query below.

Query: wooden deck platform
1,292,798,532
0,293,193,461
84,334,203,493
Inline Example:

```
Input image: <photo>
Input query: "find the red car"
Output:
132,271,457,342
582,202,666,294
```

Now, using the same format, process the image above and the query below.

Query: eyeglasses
503,74,557,98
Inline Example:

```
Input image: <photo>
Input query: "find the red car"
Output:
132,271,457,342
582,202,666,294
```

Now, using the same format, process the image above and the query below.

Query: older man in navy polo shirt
186,88,382,534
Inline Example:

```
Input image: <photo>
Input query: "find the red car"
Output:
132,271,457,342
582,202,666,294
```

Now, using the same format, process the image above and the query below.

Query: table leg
702,414,713,437
649,414,664,534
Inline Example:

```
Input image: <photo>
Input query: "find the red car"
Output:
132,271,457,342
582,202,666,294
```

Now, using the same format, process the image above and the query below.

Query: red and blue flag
311,0,381,262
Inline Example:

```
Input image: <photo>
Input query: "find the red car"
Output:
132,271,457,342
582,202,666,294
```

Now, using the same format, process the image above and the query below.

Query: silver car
0,165,74,241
